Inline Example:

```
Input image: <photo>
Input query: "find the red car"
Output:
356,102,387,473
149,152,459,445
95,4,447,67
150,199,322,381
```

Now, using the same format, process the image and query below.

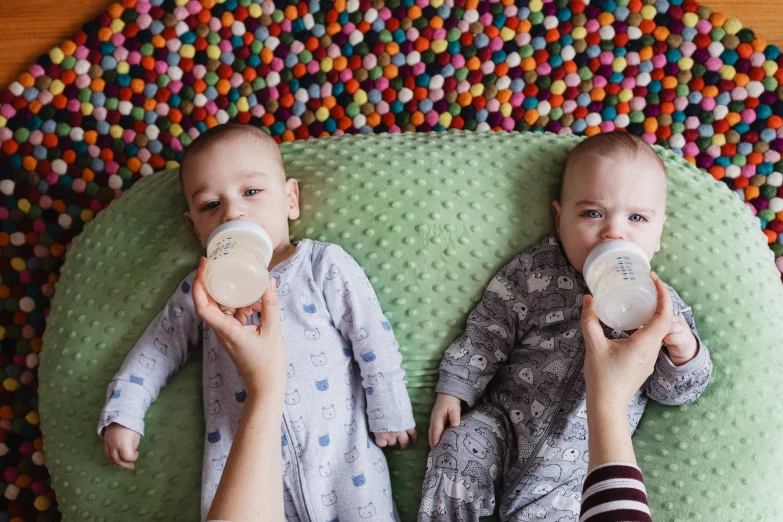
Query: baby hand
104,423,141,470
428,393,462,448
663,314,698,365
374,429,418,450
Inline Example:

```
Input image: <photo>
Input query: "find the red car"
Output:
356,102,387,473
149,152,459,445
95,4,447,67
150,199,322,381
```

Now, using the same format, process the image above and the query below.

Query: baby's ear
655,213,667,252
184,212,202,242
286,178,301,220
551,201,562,233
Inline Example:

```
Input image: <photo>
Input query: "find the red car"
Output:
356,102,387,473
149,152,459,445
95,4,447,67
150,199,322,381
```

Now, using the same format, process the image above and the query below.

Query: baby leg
499,445,588,521
418,402,511,521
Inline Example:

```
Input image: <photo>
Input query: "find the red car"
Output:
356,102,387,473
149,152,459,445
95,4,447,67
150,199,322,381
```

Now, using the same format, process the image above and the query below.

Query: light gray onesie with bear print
418,232,712,522
98,239,415,522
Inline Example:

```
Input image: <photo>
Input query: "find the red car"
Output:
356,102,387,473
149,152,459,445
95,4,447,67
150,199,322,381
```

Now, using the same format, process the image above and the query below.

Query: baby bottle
204,220,274,309
582,240,657,331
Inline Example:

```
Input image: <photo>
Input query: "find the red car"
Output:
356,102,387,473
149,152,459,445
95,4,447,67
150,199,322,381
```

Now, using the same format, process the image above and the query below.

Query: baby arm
316,244,416,448
643,283,713,405
98,272,201,468
431,256,526,445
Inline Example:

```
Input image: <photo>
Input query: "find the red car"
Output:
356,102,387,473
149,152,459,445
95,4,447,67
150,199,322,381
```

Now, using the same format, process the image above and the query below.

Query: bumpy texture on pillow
39,131,783,521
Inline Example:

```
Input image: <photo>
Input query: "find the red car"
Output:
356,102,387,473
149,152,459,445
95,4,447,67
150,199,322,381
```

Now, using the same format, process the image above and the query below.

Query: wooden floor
1,0,782,88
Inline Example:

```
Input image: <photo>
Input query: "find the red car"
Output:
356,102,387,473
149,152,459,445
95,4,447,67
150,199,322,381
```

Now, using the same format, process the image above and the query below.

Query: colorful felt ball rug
1,0,783,519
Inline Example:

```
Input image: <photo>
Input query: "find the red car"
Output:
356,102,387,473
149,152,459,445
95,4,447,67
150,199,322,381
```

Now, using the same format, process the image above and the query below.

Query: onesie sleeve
314,244,415,433
643,283,713,406
97,271,201,437
435,253,530,407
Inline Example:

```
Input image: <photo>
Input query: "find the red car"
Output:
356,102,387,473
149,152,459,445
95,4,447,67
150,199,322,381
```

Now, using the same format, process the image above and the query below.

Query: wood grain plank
0,0,782,88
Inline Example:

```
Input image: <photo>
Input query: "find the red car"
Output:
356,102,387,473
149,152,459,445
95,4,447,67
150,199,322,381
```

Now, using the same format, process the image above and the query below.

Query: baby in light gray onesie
98,124,417,522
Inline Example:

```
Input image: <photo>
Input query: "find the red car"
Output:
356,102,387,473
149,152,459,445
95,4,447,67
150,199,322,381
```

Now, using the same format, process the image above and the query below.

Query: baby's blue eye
203,201,220,211
244,189,260,196
585,210,601,219
629,214,644,223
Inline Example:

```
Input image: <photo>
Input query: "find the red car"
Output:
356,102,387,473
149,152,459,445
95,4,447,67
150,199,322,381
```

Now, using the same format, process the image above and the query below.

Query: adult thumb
580,294,605,345
259,278,281,330
631,273,673,346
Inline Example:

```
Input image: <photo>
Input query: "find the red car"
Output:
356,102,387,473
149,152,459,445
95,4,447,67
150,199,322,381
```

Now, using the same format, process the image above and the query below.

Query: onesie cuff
435,372,482,407
657,332,709,377
366,381,416,432
96,411,145,439
368,407,416,433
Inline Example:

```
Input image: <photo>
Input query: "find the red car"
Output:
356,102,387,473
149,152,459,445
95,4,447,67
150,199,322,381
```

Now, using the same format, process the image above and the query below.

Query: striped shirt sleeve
580,463,652,522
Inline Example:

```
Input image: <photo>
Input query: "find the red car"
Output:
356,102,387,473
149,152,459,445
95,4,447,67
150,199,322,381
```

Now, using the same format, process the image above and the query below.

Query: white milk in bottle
582,240,657,331
204,220,273,308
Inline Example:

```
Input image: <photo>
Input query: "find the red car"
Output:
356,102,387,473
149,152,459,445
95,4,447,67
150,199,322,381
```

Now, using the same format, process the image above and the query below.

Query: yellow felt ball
80,209,94,223
10,258,25,272
236,97,249,112
353,89,368,105
430,0,444,7
3,378,20,392
763,60,778,76
248,4,262,18
550,80,566,95
0,116,6,128
110,19,125,34
206,45,221,60
17,199,31,214
25,411,40,425
180,44,196,59
49,80,65,96
438,112,452,127
681,12,699,28
165,160,180,169
712,134,726,146
169,124,183,137
110,125,124,139
49,47,65,64
640,5,657,20
431,40,447,54
179,44,196,58
316,106,329,122
117,61,130,74
500,27,515,41
619,89,633,103
724,17,743,35
321,57,333,72
529,0,543,12
572,27,587,40
719,65,737,81
80,102,94,116
34,496,51,512
500,102,512,118
678,57,694,71
469,83,484,97
612,57,627,73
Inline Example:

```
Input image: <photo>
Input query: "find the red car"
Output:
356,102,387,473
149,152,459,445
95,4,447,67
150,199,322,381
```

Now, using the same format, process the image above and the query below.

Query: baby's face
182,137,299,250
552,153,667,273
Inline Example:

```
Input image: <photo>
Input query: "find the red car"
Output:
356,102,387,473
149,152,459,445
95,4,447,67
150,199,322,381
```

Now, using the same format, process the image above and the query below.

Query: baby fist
104,423,141,470
663,314,698,365
374,429,418,450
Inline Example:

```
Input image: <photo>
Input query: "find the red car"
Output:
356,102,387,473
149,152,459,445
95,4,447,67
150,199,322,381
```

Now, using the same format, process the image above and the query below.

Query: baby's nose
221,203,246,222
601,224,625,240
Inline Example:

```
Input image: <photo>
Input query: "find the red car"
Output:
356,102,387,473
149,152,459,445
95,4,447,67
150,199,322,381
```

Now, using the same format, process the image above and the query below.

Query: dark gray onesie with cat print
98,239,415,522
418,233,712,521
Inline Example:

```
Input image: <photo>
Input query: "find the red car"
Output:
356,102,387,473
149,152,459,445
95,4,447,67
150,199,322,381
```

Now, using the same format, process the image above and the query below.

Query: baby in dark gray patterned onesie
418,132,713,521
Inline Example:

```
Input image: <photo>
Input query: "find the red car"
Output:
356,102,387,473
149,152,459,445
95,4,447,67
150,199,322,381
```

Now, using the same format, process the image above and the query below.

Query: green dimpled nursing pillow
39,131,783,521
